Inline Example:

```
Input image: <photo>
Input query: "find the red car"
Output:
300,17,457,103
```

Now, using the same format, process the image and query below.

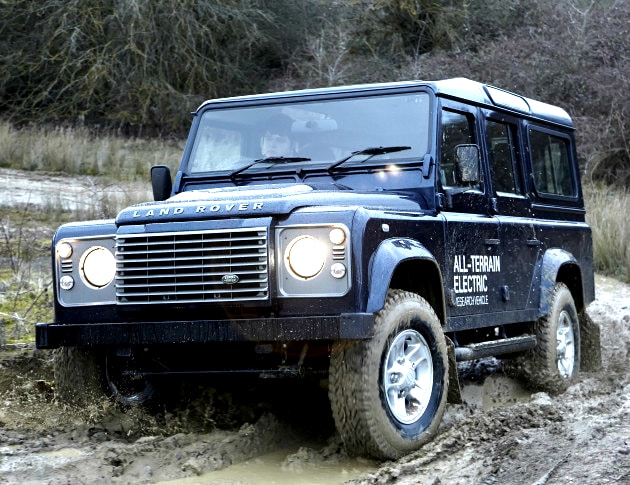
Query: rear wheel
516,283,581,393
329,289,449,460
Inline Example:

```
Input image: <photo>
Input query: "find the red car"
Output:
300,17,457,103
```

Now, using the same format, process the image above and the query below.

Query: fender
366,238,438,314
537,247,578,318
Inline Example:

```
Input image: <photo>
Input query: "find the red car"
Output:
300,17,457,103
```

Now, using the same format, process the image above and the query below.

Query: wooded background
1,0,628,186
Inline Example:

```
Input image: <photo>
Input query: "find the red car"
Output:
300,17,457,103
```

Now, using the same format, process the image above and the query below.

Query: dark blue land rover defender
37,79,599,460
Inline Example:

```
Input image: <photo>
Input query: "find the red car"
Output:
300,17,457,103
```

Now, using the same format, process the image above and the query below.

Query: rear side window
529,129,576,197
487,120,522,195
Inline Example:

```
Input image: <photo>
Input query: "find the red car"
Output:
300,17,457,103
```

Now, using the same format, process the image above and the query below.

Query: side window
486,120,522,195
529,129,576,197
440,109,482,191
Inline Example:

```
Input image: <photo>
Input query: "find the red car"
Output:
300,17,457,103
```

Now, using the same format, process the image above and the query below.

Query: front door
439,102,503,331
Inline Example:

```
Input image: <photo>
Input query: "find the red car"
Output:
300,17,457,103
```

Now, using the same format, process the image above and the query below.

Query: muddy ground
0,274,628,484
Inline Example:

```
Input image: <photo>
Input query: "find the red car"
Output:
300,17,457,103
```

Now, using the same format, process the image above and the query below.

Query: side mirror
151,165,172,201
455,144,481,184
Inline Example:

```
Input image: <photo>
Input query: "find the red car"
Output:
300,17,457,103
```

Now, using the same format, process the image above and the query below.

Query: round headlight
286,236,326,279
81,246,116,288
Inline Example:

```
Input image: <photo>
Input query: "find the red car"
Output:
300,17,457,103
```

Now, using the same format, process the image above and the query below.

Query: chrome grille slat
117,276,267,287
121,232,260,247
118,269,266,279
116,253,264,264
118,261,263,272
119,243,265,254
118,286,267,295
115,227,269,305
118,277,268,285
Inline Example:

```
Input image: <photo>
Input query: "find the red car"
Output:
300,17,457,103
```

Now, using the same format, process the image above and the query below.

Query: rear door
483,112,540,318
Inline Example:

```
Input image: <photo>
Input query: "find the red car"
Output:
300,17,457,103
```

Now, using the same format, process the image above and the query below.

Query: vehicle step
454,335,537,361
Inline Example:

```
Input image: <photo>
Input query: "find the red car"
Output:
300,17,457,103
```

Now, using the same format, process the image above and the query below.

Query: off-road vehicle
37,78,600,460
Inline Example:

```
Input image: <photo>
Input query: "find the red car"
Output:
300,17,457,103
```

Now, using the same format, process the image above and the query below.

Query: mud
0,275,628,485
0,167,151,212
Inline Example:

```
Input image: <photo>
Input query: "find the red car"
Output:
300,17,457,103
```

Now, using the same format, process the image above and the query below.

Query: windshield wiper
230,156,311,179
327,146,411,172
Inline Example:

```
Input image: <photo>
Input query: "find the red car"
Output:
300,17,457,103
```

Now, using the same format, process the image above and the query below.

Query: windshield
186,92,431,175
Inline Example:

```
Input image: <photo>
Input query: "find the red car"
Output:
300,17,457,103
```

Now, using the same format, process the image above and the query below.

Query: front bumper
35,313,374,349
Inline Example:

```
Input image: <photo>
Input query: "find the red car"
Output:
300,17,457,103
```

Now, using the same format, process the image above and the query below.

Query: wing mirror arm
422,154,434,178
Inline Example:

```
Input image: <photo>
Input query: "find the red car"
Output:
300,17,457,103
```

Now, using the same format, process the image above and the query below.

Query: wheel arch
538,248,585,318
366,238,446,326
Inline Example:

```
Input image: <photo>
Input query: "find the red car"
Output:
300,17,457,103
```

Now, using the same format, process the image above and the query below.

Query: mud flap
580,310,602,371
445,336,462,404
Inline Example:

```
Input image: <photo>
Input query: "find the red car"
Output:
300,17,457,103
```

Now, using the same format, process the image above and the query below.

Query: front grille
115,227,269,305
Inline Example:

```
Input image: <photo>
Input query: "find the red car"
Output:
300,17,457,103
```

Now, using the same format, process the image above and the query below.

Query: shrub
0,0,325,135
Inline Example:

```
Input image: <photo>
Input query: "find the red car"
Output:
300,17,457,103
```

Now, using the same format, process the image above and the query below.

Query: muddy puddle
163,448,376,484
157,366,531,485
0,341,596,485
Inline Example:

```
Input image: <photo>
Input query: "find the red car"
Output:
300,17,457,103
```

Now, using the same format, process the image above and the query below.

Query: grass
0,121,182,182
1,207,55,343
584,184,630,284
0,123,629,343
0,122,183,343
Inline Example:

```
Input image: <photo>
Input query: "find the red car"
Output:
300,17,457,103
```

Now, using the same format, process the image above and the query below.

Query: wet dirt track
0,275,628,485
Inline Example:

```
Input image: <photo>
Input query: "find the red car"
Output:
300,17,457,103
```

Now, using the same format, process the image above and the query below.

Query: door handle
526,239,541,247
484,238,500,246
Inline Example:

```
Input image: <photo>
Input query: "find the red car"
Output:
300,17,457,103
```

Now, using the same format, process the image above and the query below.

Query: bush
0,208,52,342
395,0,630,187
0,0,325,135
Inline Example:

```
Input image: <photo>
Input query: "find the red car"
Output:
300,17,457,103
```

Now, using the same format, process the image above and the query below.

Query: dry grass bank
585,184,630,283
0,121,182,182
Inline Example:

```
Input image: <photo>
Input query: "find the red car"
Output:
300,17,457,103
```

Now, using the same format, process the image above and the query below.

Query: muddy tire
516,283,581,393
53,347,105,405
329,289,449,460
104,349,155,406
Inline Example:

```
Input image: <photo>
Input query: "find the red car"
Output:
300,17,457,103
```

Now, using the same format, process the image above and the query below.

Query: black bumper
35,313,375,349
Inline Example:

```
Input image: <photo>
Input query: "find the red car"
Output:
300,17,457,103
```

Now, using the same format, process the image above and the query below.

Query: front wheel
104,349,155,406
329,290,449,460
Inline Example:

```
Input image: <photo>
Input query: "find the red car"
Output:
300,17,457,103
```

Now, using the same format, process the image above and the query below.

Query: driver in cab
260,114,296,158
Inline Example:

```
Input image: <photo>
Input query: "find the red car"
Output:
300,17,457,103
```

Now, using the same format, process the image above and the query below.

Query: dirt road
1,277,628,485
